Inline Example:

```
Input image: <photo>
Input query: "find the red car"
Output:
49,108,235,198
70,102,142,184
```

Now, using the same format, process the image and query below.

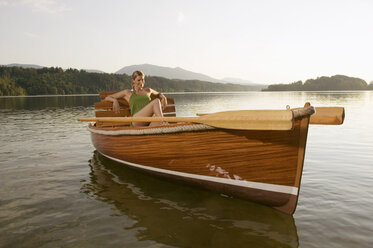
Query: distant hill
115,64,264,89
221,77,259,86
116,64,222,82
263,75,372,91
4,64,109,74
84,69,106,73
4,63,44,69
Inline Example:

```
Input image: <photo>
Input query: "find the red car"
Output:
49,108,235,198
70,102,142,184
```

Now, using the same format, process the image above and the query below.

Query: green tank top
129,92,151,116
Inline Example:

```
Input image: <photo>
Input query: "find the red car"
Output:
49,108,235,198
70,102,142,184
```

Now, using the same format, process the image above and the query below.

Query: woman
105,70,167,127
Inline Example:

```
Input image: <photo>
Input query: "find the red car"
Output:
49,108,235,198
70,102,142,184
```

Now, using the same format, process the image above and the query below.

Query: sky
0,0,372,85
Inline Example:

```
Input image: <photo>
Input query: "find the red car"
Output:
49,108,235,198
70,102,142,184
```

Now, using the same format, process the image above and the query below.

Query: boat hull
89,117,310,214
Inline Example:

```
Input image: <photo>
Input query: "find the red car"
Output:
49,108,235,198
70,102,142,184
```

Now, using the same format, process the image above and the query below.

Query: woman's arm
105,90,130,114
149,88,167,110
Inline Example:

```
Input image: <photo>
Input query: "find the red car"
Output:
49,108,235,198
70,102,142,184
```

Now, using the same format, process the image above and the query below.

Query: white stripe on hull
101,153,299,196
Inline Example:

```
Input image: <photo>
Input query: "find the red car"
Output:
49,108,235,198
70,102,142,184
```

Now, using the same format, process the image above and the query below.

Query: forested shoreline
0,66,258,96
263,75,373,91
2,66,372,96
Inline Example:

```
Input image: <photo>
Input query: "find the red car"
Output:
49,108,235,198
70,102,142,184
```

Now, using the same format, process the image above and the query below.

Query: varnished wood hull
88,116,310,215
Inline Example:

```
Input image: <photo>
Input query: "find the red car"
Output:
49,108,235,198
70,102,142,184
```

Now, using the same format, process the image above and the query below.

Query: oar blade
200,110,294,130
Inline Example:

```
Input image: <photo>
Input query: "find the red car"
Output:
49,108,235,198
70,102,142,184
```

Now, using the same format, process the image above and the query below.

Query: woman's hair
131,70,145,81
131,70,145,91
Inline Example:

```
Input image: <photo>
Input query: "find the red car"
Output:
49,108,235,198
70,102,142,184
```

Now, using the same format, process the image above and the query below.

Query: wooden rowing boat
79,92,345,215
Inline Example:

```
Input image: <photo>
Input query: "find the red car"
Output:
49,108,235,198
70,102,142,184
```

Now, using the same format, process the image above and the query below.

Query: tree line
262,75,373,91
0,66,258,96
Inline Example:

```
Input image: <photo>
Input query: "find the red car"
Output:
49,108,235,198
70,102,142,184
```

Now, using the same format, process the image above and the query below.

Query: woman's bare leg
132,99,164,127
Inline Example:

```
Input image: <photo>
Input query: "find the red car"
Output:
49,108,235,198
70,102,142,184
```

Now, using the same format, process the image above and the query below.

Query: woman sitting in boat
104,70,168,127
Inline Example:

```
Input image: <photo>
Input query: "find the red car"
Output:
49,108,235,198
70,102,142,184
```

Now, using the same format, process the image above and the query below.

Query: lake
0,91,372,247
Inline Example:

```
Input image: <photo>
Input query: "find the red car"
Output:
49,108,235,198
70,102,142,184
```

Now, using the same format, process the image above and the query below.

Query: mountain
3,64,107,74
116,64,223,83
221,77,259,86
115,64,264,88
84,69,106,73
4,63,44,69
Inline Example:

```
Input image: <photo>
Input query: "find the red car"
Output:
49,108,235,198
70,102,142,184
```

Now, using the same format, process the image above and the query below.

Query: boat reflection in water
82,151,299,247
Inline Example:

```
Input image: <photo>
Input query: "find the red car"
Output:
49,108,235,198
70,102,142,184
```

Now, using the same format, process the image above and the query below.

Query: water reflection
166,91,370,116
0,95,100,110
299,91,370,106
82,151,299,248
0,91,369,114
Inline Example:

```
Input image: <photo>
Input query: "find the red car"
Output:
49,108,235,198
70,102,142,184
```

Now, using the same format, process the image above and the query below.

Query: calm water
0,92,372,248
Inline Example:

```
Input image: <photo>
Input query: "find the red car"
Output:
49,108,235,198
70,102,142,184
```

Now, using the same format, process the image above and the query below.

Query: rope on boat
88,123,215,136
292,106,315,119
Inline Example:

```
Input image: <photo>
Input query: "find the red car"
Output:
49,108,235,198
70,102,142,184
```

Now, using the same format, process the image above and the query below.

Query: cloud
18,0,70,14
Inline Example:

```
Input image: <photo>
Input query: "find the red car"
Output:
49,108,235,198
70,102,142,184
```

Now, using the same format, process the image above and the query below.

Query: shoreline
1,90,373,98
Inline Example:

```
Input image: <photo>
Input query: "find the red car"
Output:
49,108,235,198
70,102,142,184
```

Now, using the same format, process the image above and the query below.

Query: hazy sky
1,0,372,84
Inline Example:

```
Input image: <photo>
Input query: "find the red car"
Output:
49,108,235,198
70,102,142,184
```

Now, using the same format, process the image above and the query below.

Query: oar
78,109,294,130
197,107,345,125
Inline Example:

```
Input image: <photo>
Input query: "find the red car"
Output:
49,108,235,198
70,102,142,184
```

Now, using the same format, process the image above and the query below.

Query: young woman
104,70,167,126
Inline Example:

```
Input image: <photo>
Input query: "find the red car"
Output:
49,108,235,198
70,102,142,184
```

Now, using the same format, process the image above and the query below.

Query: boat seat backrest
94,92,176,127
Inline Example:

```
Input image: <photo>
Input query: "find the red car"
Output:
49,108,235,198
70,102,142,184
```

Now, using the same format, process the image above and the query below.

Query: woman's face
132,75,145,89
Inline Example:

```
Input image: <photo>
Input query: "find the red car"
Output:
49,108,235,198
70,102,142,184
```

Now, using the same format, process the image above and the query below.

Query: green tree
263,75,370,91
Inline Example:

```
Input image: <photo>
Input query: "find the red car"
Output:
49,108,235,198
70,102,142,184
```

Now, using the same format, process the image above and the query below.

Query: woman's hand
112,100,120,114
105,90,130,115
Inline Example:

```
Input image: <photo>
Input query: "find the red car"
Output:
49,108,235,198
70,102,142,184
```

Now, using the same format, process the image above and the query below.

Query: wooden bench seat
95,92,176,127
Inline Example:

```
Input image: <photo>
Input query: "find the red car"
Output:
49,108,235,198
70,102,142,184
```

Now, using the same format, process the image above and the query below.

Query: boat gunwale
88,105,315,136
